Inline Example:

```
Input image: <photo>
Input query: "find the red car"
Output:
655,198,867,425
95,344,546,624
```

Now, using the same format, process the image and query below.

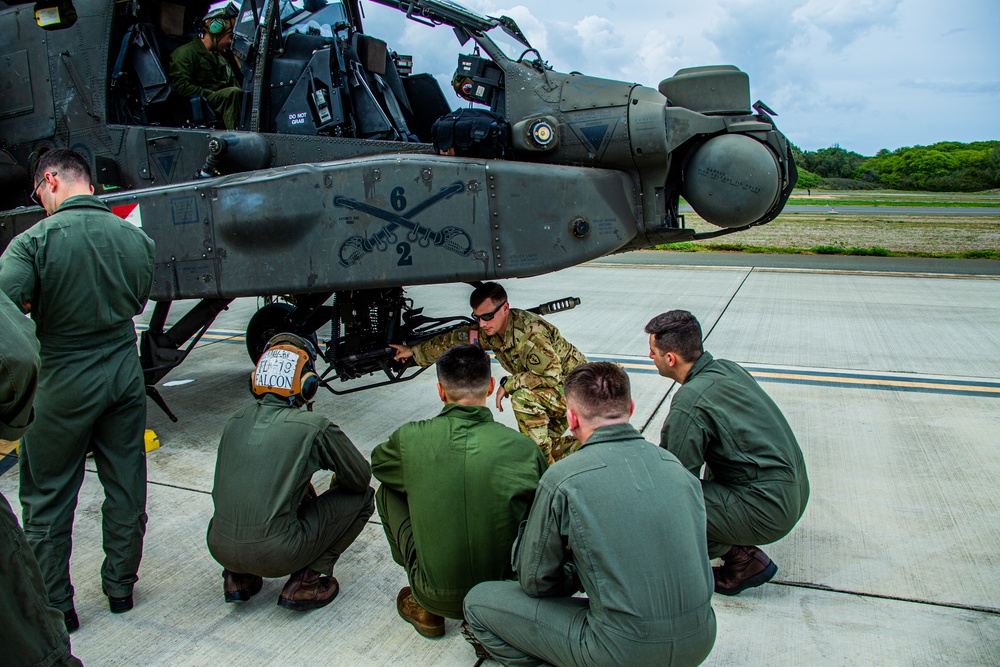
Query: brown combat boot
460,620,491,660
277,567,339,611
713,545,778,596
223,569,263,602
396,586,444,638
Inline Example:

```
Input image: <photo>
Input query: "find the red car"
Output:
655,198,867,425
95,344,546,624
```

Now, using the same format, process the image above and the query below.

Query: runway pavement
2,253,998,665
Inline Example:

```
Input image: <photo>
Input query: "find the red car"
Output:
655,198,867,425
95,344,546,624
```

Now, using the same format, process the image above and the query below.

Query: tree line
790,141,1000,192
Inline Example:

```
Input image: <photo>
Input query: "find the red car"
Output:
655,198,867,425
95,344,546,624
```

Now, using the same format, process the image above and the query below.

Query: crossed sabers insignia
336,180,474,267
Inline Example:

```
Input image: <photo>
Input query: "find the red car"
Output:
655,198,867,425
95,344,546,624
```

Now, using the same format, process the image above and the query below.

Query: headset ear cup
300,372,319,402
208,17,225,34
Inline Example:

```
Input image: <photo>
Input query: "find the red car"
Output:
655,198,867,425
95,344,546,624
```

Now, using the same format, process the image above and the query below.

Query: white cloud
359,0,999,155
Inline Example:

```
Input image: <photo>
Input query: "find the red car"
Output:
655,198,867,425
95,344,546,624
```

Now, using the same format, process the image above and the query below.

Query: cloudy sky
358,0,999,156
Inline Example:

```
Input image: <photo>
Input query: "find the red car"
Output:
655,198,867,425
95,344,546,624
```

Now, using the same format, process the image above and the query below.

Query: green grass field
660,190,1000,259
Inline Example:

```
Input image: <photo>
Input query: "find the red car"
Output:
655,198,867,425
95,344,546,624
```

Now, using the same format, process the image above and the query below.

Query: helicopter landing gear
245,301,320,363
243,289,473,395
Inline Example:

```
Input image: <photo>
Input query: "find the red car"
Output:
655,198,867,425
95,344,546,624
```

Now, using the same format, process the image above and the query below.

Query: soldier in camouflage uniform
390,283,587,464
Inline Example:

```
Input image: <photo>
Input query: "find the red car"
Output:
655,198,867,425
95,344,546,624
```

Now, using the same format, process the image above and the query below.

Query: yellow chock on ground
144,430,160,452
0,438,18,455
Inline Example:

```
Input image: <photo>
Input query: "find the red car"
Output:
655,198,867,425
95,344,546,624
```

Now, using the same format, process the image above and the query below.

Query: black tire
245,302,320,363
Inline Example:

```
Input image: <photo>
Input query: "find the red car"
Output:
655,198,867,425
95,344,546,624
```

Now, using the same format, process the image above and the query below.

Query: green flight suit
411,309,587,463
207,394,375,577
168,36,242,129
464,423,717,667
0,194,155,612
0,291,81,666
371,403,546,618
660,351,810,558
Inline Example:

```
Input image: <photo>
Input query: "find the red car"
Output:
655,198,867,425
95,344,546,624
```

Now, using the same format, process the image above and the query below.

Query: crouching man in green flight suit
0,290,81,666
646,310,810,596
207,334,375,610
464,362,717,667
0,149,155,630
371,344,547,643
390,282,587,464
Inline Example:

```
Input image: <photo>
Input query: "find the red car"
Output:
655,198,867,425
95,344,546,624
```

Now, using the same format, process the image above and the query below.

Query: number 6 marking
391,187,407,211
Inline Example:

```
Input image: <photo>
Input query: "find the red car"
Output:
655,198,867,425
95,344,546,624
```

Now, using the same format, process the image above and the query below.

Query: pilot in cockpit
168,3,243,129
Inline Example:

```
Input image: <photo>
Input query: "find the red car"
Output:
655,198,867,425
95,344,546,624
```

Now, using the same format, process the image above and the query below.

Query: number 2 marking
396,242,412,266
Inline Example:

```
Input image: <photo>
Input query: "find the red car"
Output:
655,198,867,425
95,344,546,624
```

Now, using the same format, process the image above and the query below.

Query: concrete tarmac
1,253,998,665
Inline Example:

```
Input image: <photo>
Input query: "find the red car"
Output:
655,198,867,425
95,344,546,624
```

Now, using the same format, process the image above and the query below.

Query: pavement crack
642,267,754,434
772,580,1000,616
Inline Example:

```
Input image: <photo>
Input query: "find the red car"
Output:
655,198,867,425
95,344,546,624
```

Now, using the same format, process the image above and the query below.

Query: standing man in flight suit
207,334,375,611
168,3,243,129
646,310,810,595
0,290,81,665
390,282,587,464
0,148,155,630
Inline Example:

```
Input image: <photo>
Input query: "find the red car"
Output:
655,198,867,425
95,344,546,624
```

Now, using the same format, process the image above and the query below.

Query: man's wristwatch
500,376,508,389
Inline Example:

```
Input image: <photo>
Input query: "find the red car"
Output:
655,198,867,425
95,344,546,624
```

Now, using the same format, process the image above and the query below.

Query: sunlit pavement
2,252,998,665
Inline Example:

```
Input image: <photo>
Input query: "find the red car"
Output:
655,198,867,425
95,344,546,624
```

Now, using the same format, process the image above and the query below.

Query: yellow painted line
751,371,1000,394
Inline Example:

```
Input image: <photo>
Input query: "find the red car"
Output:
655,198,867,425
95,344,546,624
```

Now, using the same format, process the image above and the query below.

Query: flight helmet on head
249,333,320,407
203,2,238,36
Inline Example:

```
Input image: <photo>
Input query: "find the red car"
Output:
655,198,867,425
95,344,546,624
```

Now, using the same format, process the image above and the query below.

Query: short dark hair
436,344,491,400
564,362,631,421
33,149,91,186
645,310,703,362
470,282,506,310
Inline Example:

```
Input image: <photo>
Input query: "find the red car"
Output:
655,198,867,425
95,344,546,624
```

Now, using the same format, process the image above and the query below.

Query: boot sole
715,560,778,596
277,594,337,611
225,590,255,602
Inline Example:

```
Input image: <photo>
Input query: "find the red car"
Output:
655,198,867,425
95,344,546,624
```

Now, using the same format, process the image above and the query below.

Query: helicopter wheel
245,302,320,363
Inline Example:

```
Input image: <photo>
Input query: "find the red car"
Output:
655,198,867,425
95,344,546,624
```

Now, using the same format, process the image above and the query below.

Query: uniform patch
528,353,541,366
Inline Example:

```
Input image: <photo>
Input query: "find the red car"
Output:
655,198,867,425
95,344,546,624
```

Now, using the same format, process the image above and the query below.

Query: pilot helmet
451,72,477,103
249,333,320,407
203,2,239,36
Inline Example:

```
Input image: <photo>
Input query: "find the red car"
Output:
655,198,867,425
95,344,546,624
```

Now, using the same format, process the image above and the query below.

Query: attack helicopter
0,0,796,417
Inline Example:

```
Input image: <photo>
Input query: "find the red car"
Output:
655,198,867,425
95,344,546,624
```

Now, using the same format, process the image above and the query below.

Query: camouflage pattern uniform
412,309,587,463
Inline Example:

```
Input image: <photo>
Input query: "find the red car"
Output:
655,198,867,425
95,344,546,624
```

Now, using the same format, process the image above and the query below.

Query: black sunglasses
473,300,507,322
30,171,55,207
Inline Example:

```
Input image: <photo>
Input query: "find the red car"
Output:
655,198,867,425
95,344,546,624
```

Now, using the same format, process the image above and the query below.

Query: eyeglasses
30,171,55,207
473,300,507,322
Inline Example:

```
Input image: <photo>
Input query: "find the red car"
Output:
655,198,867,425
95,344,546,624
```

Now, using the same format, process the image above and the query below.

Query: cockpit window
280,0,349,37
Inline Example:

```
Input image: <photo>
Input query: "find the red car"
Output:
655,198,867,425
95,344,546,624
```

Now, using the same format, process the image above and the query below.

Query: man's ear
566,407,580,432
436,382,447,403
666,352,678,368
486,376,496,398
628,400,635,417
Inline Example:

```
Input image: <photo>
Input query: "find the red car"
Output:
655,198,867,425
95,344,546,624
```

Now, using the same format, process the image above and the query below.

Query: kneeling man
371,344,547,639
464,362,717,667
646,310,810,595
207,334,375,610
